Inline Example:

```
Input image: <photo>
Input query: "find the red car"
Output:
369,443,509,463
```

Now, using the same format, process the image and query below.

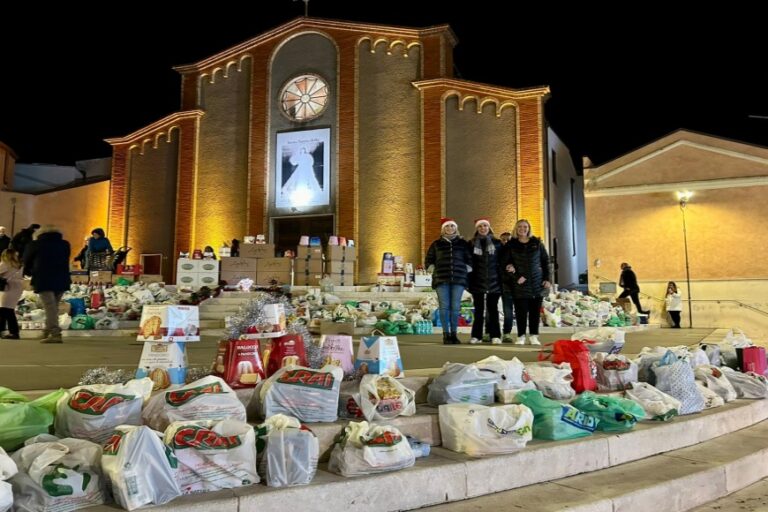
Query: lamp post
677,191,693,328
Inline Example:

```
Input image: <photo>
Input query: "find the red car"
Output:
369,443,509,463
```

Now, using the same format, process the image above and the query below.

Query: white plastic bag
526,363,576,400
474,356,535,403
594,353,638,391
0,447,16,480
721,367,768,398
142,376,246,432
427,363,497,406
439,403,534,456
625,382,681,421
693,365,737,402
165,419,258,494
256,415,318,487
723,328,753,348
0,481,11,512
328,421,415,477
10,438,107,512
359,374,416,422
55,378,153,444
256,365,343,422
695,382,725,409
571,327,625,354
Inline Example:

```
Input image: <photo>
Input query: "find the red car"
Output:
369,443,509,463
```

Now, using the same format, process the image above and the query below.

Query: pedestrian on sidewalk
0,248,24,339
665,281,683,328
467,217,503,345
23,225,71,343
501,219,550,345
425,218,471,344
619,262,650,315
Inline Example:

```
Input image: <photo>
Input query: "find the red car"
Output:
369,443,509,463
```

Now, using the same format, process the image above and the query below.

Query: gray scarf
473,235,495,255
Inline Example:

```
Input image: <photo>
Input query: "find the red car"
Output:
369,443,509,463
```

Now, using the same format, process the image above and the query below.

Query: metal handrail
590,273,768,317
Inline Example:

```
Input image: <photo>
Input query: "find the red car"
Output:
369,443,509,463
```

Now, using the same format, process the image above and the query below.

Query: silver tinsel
78,367,130,386
223,291,324,369
185,366,211,383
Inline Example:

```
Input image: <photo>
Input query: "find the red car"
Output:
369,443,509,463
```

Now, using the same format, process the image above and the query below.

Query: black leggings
619,290,646,314
514,297,543,336
669,311,681,328
0,307,19,336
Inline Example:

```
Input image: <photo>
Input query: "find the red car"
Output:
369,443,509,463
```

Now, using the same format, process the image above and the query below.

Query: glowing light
290,186,312,207
676,190,693,204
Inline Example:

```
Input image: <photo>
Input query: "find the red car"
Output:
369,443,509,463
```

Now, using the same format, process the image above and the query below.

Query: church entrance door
272,215,334,256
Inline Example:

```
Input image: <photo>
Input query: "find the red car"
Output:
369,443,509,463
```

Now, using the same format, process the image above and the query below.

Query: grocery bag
624,382,680,421
257,365,343,422
570,391,645,432
427,363,497,406
439,403,533,456
514,389,599,440
255,414,318,487
328,421,415,476
358,374,416,422
0,388,65,451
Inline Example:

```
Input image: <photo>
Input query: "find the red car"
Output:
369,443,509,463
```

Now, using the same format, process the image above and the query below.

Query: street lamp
677,191,693,328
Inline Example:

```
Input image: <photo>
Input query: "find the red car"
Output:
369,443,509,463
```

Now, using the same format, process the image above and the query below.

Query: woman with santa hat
425,217,472,344
467,217,503,344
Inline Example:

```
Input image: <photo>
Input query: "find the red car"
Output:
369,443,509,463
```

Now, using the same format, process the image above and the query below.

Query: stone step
87,398,768,512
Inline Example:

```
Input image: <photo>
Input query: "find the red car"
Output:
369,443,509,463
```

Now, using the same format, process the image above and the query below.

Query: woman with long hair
467,217,503,344
0,248,24,339
665,281,682,328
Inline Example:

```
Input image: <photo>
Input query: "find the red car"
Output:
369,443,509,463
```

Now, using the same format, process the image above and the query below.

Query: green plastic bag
571,391,646,432
515,389,599,440
0,388,66,451
70,314,96,330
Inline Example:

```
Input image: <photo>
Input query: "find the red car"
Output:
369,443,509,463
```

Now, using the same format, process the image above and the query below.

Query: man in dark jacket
0,226,10,253
11,223,40,259
619,262,649,315
23,225,71,343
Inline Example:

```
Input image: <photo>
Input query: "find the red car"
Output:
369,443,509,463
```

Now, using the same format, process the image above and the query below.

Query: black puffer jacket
425,236,471,289
23,231,71,293
620,267,640,293
467,237,502,294
500,236,550,298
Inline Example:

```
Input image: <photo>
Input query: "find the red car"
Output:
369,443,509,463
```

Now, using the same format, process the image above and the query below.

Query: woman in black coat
425,218,471,344
500,219,550,345
467,217,503,344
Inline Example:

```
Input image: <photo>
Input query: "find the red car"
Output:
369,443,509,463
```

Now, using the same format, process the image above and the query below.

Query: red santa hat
474,217,491,228
441,217,457,229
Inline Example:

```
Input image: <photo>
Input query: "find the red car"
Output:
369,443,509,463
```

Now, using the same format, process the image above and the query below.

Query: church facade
106,17,579,283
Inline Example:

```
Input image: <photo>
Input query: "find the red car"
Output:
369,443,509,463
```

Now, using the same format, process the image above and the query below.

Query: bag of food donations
142,376,246,432
624,382,681,421
439,403,533,456
255,365,343,422
328,421,415,477
0,388,65,451
359,374,416,422
514,389,599,440
55,379,153,444
101,425,181,510
255,414,318,487
164,419,258,494
474,356,536,403
10,438,107,511
427,363,497,406
570,391,645,432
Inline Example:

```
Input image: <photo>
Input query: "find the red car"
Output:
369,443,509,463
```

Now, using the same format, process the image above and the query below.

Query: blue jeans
502,292,515,334
435,284,464,333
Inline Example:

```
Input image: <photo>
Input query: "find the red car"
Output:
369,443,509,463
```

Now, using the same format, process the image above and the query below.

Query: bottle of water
407,436,430,458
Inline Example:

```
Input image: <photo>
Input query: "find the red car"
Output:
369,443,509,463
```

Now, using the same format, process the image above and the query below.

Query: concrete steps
87,398,768,512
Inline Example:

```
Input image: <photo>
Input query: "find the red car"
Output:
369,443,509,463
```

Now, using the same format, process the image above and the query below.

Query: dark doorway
273,215,334,256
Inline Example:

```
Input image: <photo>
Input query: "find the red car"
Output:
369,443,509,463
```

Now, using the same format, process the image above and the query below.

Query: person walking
0,227,10,254
501,219,550,345
10,223,40,259
23,225,71,343
619,262,649,315
467,217,503,344
665,281,683,328
425,218,471,344
0,248,24,339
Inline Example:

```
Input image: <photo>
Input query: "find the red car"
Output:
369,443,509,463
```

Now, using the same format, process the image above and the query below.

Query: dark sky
2,3,766,167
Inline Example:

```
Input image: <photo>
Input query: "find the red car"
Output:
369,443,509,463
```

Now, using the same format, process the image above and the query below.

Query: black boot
450,332,461,344
443,332,452,345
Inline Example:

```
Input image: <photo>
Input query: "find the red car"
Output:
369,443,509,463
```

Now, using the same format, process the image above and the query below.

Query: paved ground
0,327,717,391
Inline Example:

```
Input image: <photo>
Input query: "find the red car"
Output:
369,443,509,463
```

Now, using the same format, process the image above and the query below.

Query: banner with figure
276,128,330,208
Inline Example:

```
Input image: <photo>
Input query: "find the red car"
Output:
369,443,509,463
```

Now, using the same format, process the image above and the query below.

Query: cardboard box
257,258,292,273
139,274,164,283
198,260,219,273
197,272,219,287
239,243,275,259
326,260,354,274
255,272,291,286
414,274,433,287
326,273,354,286
177,258,199,272
294,273,323,286
296,246,323,259
71,272,89,284
221,257,259,272
377,273,403,286
137,305,200,342
176,272,197,287
135,342,188,387
325,245,356,261
294,258,323,273
220,270,257,284
89,270,113,283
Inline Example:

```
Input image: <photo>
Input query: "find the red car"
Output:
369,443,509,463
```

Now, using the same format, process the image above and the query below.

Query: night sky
2,3,765,168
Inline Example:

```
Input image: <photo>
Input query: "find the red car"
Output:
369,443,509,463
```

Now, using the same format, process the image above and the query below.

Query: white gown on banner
282,148,321,204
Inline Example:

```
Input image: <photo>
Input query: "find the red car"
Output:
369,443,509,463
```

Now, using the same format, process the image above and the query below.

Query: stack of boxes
219,242,292,286
294,245,323,286
325,244,356,286
176,258,220,289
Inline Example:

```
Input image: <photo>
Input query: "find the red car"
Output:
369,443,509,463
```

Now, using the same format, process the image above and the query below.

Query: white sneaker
529,335,541,345
515,336,526,345
491,337,502,345
469,337,482,344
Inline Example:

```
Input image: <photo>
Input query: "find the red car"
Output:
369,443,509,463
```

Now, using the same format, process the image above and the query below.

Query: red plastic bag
540,340,597,393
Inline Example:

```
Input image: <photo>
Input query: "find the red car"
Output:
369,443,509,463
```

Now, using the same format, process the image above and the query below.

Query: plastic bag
594,353,638,391
624,382,680,421
101,425,181,510
427,363,497,406
526,363,576,400
439,403,533,456
359,375,416,422
256,415,318,487
327,421,415,477
514,389,598,440
256,365,343,422
70,314,96,330
693,365,737,402
570,391,645,432
571,327,625,354
474,356,536,403
0,388,65,451
652,351,704,415
720,367,768,399
540,340,597,393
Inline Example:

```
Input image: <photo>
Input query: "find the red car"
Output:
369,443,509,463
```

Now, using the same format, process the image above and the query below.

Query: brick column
173,117,201,282
336,32,357,241
516,97,545,236
421,88,444,251
108,145,130,245
248,47,273,234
